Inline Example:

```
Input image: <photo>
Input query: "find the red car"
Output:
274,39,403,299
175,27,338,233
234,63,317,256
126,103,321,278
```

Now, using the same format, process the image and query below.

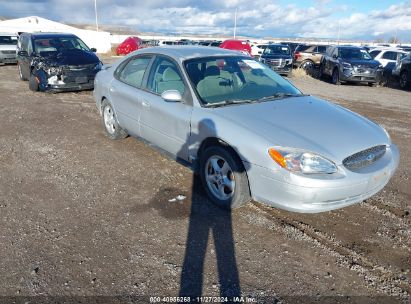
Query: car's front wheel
29,73,39,92
399,71,409,89
200,145,250,210
101,100,128,140
332,68,341,85
18,63,27,81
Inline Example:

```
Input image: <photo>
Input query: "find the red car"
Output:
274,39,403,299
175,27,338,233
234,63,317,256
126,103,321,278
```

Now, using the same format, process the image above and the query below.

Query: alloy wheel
205,155,236,201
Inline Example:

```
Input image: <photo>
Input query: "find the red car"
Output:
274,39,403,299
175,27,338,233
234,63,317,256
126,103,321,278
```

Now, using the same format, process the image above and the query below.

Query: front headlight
47,66,62,74
94,62,103,70
268,148,338,174
342,62,352,69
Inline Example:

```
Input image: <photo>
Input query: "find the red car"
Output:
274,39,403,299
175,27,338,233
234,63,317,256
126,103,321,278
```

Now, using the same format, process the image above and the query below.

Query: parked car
395,53,411,89
219,39,251,56
259,44,293,77
251,43,268,57
116,36,142,56
369,48,407,67
369,48,408,83
0,33,18,65
93,46,398,213
320,45,382,85
17,32,102,92
294,44,328,69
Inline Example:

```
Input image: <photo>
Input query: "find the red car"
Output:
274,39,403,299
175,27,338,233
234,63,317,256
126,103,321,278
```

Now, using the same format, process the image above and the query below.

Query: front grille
267,59,285,67
0,50,15,55
343,145,386,170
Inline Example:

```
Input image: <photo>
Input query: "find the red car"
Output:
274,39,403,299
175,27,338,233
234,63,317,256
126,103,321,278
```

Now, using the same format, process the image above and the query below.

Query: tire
18,63,27,81
101,100,128,140
29,73,39,92
332,68,341,85
300,60,314,71
399,71,409,89
200,145,250,210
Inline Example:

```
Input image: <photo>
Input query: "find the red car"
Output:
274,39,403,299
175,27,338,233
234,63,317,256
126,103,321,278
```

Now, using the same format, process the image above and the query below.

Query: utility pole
233,8,237,38
337,20,340,45
94,0,99,31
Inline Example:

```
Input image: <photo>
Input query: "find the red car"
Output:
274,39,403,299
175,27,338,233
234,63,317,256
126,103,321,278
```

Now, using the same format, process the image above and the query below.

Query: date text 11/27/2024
149,296,257,303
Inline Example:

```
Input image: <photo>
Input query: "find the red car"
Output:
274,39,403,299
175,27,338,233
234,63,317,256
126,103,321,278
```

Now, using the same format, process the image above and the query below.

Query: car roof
22,32,78,39
131,45,246,61
369,47,407,52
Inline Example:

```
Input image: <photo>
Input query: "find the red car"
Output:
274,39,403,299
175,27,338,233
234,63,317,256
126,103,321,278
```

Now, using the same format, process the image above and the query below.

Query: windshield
0,36,17,45
184,56,302,106
33,37,90,54
263,45,290,55
340,48,372,60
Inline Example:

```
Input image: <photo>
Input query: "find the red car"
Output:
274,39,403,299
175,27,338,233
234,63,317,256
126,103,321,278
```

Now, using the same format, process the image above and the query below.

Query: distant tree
374,38,384,43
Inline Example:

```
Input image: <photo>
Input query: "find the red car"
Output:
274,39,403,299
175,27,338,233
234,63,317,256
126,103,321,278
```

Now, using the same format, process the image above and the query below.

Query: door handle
142,101,150,108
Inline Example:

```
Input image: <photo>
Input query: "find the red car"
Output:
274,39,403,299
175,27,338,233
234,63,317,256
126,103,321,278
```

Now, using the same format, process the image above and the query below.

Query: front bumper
0,54,17,64
246,144,399,213
37,70,97,92
340,67,382,83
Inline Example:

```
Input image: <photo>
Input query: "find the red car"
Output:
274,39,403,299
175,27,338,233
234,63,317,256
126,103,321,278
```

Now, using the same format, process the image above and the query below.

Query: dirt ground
0,60,410,304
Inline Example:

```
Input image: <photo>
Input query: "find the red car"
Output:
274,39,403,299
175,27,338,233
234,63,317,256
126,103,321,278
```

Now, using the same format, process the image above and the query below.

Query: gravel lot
0,60,410,304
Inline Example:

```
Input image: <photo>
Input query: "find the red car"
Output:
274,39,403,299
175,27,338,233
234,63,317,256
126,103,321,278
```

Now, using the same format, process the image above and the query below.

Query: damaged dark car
17,32,102,92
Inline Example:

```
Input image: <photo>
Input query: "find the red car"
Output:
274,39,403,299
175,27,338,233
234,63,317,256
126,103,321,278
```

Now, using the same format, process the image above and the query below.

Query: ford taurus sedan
93,46,399,213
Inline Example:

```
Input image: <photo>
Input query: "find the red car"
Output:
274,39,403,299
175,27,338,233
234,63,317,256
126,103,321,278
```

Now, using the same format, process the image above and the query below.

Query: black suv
320,45,382,85
259,44,293,77
398,53,411,89
17,32,102,92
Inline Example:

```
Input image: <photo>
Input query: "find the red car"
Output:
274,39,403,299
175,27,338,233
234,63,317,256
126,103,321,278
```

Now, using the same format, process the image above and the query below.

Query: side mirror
17,50,28,57
90,48,97,53
161,90,182,102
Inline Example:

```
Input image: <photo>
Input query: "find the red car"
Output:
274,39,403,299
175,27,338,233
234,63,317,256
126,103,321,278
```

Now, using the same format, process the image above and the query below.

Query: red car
116,36,142,55
219,39,252,56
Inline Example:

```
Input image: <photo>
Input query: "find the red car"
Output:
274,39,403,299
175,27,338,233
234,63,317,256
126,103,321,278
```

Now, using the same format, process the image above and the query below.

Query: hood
213,96,389,164
261,54,292,60
40,49,100,66
341,58,381,68
0,45,16,51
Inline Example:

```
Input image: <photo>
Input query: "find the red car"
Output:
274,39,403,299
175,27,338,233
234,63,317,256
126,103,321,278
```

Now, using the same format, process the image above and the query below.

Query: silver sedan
93,46,399,213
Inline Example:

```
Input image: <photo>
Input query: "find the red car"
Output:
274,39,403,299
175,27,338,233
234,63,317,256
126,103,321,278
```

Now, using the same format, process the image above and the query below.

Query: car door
17,35,32,79
138,55,193,160
108,55,153,137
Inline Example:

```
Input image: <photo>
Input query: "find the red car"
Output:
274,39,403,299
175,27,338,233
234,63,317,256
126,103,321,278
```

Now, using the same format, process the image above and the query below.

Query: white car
251,44,268,57
0,33,18,65
369,48,407,67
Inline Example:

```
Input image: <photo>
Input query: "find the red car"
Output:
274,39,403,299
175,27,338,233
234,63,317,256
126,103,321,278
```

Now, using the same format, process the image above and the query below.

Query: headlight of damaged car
94,62,103,70
342,62,352,69
47,66,63,74
268,148,338,174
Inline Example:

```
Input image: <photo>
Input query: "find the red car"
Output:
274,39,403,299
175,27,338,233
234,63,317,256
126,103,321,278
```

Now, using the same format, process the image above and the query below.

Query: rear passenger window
317,46,327,53
118,56,151,88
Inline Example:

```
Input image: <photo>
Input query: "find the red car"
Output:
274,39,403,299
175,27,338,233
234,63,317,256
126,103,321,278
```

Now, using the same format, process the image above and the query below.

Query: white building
0,16,111,53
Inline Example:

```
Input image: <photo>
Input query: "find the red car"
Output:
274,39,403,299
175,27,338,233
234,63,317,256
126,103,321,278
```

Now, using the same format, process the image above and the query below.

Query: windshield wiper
257,93,306,102
204,99,256,108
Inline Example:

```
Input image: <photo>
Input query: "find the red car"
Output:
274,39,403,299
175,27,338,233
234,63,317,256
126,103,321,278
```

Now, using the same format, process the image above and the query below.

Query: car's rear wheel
399,71,409,89
29,73,39,92
101,100,128,140
300,60,314,71
332,68,341,85
200,145,250,210
18,64,27,81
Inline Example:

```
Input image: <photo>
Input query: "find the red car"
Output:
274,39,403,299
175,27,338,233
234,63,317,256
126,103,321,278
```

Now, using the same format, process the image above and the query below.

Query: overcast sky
1,0,411,41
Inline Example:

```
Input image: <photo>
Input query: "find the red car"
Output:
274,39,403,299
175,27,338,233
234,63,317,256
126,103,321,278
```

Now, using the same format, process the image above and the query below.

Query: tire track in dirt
249,203,411,302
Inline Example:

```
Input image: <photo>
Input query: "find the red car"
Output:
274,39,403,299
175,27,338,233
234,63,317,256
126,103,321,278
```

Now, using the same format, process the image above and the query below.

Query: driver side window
147,57,185,96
